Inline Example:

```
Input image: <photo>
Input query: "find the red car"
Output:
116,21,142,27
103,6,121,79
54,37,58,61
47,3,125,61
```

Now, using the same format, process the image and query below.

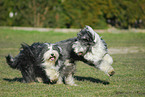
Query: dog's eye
82,39,88,42
82,38,87,40
47,48,50,50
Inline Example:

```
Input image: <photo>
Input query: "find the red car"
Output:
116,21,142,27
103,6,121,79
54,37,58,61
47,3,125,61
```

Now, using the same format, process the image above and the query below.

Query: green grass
0,28,145,97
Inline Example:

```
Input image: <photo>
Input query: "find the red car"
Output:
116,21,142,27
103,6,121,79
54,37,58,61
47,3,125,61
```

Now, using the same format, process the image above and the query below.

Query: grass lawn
0,28,145,97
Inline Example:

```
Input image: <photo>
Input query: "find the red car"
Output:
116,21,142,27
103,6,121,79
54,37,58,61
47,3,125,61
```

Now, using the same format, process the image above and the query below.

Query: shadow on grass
4,76,110,85
74,76,110,85
3,77,56,84
3,77,23,83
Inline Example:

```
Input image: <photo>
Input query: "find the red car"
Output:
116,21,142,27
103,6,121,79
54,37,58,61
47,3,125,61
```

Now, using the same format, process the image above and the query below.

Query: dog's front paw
69,83,78,86
36,77,43,83
56,80,63,84
108,70,115,76
107,67,115,76
49,76,59,83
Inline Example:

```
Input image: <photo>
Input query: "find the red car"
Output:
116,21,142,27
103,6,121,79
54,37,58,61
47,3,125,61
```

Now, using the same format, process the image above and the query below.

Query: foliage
61,0,107,29
103,0,145,29
0,0,145,28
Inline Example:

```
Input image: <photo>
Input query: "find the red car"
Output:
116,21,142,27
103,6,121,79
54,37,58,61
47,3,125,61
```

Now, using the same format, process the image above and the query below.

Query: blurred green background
0,0,144,29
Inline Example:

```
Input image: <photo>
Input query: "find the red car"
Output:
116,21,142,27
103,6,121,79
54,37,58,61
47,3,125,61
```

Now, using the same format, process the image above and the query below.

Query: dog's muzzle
49,54,56,61
77,52,84,56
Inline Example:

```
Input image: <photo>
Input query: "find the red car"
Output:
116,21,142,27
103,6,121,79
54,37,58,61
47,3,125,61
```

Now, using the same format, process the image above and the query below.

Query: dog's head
43,43,62,63
73,26,98,56
77,26,98,45
72,41,88,56
36,43,62,69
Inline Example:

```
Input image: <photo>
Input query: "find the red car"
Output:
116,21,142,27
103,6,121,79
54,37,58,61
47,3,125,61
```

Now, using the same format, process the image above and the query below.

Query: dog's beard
48,54,56,61
72,41,88,56
42,50,59,67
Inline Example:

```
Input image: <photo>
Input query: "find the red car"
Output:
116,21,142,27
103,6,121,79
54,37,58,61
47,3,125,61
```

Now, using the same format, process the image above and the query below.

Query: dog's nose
51,54,54,56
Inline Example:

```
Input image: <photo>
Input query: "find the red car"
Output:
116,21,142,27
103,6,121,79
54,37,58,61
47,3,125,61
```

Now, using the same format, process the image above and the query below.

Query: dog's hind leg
63,61,77,86
65,74,77,86
20,66,36,83
56,76,63,84
21,71,35,83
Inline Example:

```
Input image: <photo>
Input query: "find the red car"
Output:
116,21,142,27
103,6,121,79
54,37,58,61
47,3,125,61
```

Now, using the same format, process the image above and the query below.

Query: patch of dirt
109,47,145,54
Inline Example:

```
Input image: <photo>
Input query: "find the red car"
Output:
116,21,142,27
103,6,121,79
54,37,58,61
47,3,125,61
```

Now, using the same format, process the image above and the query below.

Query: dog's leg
44,69,59,82
96,54,115,76
63,60,77,86
65,74,77,86
21,71,35,83
36,77,43,83
20,65,36,83
56,76,63,84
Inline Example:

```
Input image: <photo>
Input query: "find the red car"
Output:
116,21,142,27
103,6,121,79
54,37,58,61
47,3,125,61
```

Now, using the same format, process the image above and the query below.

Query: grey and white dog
56,26,115,86
73,26,115,76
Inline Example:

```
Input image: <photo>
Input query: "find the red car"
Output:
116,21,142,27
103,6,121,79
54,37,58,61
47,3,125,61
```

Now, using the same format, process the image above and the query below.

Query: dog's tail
21,43,35,62
5,54,18,69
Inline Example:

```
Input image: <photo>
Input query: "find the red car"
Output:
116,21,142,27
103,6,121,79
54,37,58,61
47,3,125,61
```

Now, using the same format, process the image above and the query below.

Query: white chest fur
84,39,106,63
41,61,59,82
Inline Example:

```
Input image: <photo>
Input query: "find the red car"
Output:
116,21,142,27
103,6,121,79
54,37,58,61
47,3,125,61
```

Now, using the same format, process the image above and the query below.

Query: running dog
6,43,62,83
56,26,115,86
73,26,115,76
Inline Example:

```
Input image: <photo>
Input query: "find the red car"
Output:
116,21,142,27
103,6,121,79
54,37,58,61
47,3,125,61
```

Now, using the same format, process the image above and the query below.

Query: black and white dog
56,26,115,86
6,42,63,83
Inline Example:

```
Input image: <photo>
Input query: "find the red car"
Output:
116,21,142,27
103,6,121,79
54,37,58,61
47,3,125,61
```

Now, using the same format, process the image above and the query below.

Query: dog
73,26,115,76
6,42,63,83
56,26,115,86
55,38,82,86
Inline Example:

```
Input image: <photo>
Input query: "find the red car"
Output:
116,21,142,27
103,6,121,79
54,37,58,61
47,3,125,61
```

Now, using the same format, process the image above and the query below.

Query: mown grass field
0,28,145,97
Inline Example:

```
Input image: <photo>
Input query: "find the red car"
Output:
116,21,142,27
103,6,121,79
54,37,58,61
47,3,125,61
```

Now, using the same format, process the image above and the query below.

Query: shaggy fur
5,26,115,86
74,26,115,76
5,43,63,83
55,38,79,86
56,26,115,85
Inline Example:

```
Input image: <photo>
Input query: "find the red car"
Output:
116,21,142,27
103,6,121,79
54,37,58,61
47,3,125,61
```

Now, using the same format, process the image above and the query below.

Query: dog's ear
57,46,63,55
55,45,63,60
77,29,87,40
52,44,63,56
44,43,50,47
85,26,98,43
